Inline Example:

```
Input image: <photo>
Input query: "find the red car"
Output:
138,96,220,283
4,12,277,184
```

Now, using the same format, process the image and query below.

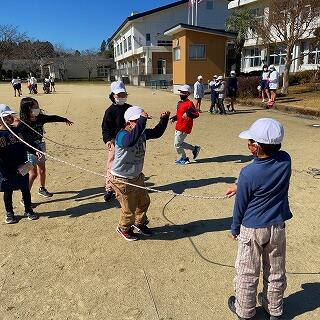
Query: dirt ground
0,82,319,320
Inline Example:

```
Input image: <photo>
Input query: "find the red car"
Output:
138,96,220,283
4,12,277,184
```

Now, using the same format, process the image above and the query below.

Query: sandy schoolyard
0,82,319,320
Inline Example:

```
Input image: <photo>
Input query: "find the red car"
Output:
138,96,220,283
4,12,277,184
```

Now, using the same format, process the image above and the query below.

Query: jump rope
2,115,227,200
2,115,320,276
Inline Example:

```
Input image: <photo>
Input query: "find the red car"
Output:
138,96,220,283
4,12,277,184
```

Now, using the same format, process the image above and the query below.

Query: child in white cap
267,65,279,108
111,106,170,241
102,81,132,202
193,75,204,112
215,76,227,115
171,85,200,165
0,104,41,223
226,118,292,320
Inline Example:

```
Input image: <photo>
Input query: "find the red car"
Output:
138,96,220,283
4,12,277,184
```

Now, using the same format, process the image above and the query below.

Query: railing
112,66,172,76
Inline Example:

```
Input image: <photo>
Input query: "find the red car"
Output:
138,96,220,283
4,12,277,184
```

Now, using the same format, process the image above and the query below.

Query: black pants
218,98,226,114
4,187,32,213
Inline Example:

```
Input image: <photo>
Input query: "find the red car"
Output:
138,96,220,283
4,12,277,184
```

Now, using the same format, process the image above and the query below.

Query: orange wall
172,30,227,85
172,31,187,84
152,52,172,73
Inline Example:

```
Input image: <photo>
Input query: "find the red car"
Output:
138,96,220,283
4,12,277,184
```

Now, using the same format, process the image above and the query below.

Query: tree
100,40,106,53
0,24,27,70
226,9,254,75
81,49,98,80
254,0,320,95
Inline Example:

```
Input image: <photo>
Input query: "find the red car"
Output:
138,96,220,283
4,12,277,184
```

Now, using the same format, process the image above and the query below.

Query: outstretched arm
145,111,170,140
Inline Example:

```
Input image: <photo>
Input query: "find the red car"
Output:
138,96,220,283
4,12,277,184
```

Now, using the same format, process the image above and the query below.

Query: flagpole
191,1,194,25
195,0,198,26
188,5,190,24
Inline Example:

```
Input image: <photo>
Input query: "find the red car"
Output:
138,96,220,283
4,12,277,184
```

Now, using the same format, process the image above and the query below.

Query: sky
0,0,178,51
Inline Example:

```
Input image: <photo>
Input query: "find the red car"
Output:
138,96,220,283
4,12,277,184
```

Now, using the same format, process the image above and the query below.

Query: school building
164,23,236,93
108,0,231,87
228,0,320,74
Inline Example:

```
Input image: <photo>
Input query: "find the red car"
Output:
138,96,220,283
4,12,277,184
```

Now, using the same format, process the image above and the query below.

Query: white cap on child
110,81,126,94
178,84,191,93
0,104,16,117
239,118,284,144
124,106,144,122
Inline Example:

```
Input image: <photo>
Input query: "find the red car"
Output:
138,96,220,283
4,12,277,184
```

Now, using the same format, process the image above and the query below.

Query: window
173,47,181,61
146,33,151,41
127,36,132,51
97,65,109,77
244,47,262,68
206,0,214,10
120,42,123,54
269,47,286,66
124,39,127,53
189,44,206,60
307,44,320,65
117,44,120,56
157,40,172,47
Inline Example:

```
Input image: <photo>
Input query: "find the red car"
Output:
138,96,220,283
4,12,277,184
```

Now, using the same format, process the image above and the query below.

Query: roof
228,0,259,9
108,0,189,43
164,23,237,38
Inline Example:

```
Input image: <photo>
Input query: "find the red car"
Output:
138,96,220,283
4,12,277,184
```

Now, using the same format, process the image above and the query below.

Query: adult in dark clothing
18,97,73,202
226,70,238,112
101,81,131,202
0,104,41,223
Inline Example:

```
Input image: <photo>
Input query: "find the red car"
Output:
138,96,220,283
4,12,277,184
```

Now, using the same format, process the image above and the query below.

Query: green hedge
288,70,318,85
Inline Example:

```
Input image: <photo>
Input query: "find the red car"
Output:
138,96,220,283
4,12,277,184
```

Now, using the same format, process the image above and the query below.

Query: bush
288,70,317,85
237,76,260,98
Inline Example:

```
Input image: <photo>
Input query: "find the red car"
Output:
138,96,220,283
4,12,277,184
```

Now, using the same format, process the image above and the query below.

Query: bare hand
140,111,149,118
230,234,238,240
36,152,43,160
182,112,187,119
66,120,73,126
160,111,170,118
106,141,113,149
225,184,237,198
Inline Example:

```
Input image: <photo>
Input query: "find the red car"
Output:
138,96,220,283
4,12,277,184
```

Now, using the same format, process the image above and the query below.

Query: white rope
18,118,104,151
2,115,227,200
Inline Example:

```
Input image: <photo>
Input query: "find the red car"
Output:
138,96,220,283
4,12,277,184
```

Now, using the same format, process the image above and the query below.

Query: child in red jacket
171,85,200,164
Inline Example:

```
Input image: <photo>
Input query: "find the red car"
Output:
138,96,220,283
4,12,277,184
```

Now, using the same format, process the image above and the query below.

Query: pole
195,0,198,26
188,5,190,24
191,1,194,25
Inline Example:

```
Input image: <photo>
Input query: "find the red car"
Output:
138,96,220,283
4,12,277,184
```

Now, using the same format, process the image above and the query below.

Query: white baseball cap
230,70,236,75
269,64,275,70
197,75,203,80
124,106,144,122
110,81,126,94
178,84,191,93
239,118,284,144
217,76,223,80
0,104,16,117
213,75,218,78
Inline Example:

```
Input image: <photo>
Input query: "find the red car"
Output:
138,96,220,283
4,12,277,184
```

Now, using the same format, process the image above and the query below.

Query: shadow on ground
195,154,253,164
152,176,236,194
147,217,232,240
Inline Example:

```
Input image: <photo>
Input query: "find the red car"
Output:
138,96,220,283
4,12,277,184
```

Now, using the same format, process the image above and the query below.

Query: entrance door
157,59,166,74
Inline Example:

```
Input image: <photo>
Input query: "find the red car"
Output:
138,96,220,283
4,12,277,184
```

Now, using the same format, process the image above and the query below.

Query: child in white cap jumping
226,118,292,320
171,85,200,165
101,81,132,202
111,106,170,241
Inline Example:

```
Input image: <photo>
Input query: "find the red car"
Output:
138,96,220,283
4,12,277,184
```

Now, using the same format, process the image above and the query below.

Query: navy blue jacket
231,151,293,236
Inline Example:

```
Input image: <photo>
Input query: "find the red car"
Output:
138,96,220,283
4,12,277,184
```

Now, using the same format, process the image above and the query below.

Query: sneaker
116,227,139,241
20,199,37,209
5,212,17,224
228,296,253,320
192,146,201,160
24,211,39,221
257,293,282,320
104,190,115,202
175,157,190,165
133,224,154,236
38,187,53,198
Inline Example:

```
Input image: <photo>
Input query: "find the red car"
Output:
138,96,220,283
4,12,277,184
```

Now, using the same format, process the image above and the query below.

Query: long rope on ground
3,116,227,200
19,118,105,151
306,167,320,179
